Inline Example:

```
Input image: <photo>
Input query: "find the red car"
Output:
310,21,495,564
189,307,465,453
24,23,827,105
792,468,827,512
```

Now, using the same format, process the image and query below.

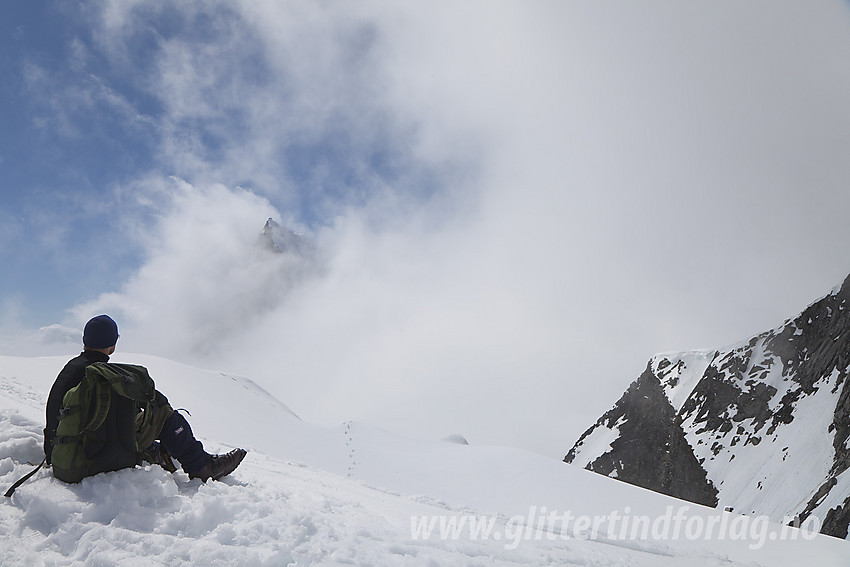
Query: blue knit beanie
83,315,119,349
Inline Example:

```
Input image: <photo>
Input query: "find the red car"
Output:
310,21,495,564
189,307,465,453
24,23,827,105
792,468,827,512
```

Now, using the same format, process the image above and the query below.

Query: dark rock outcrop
566,364,719,507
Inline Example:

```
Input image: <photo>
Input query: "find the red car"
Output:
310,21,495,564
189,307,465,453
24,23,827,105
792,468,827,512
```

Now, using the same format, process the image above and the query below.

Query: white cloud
65,0,850,456
73,180,304,357
0,297,77,357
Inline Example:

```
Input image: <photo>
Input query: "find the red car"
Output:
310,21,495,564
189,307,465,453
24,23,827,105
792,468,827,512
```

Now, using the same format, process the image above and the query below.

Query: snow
566,417,624,470
646,325,850,528
676,349,843,521
653,350,715,413
810,466,850,522
2,354,849,566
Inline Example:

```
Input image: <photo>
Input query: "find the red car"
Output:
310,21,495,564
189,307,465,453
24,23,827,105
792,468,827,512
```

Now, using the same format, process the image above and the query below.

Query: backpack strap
4,457,47,497
82,379,112,434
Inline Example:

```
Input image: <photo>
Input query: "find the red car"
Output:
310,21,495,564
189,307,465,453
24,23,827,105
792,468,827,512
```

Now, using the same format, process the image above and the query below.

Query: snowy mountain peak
260,218,315,257
566,273,850,540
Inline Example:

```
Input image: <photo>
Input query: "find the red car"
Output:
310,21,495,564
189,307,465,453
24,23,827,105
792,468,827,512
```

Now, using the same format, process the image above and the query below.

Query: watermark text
410,506,821,550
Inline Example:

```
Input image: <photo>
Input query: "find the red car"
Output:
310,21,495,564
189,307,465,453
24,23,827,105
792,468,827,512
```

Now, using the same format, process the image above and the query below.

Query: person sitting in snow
43,314,246,482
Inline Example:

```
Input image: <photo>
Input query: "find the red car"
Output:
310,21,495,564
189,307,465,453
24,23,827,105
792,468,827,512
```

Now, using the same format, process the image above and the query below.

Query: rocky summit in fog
565,275,850,539
261,218,317,257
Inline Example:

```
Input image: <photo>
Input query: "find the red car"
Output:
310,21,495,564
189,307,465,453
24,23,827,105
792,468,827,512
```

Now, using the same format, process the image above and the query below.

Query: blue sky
0,2,173,325
0,1,439,328
2,1,850,456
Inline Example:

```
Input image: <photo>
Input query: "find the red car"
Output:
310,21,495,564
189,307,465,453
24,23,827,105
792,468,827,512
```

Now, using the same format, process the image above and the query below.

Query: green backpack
51,362,158,483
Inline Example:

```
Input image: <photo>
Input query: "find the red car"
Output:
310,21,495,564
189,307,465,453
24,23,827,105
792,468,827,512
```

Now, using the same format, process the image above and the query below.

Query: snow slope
2,354,848,566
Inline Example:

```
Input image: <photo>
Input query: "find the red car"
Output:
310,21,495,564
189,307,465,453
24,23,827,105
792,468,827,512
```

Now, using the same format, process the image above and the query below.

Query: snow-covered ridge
2,353,848,565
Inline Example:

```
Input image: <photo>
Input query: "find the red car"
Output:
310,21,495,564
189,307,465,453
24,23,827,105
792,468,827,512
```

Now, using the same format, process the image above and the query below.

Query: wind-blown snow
1,354,848,566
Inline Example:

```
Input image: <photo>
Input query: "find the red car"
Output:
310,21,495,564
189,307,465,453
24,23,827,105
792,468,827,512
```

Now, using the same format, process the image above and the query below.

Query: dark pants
139,391,210,474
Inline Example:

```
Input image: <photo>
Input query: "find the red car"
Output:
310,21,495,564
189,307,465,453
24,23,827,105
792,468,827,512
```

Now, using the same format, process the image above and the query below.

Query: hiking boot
189,448,247,482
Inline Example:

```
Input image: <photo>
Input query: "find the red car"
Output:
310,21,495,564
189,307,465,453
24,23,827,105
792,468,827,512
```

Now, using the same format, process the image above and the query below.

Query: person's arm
44,359,85,463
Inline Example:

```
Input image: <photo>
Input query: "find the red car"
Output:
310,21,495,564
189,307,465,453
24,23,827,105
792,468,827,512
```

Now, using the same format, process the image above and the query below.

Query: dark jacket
44,350,110,463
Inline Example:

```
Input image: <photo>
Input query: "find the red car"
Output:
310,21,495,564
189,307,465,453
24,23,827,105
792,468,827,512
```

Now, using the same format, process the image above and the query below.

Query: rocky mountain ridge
565,275,850,538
